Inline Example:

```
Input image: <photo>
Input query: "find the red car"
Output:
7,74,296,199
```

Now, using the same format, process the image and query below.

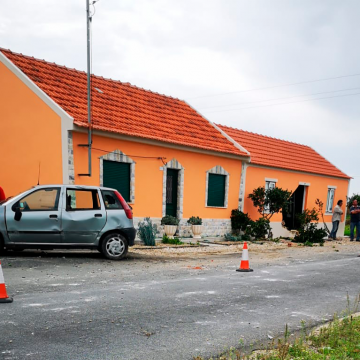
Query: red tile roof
217,124,350,179
1,48,248,157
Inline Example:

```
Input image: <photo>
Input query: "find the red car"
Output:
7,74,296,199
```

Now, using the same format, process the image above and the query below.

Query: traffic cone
236,242,253,272
0,261,13,303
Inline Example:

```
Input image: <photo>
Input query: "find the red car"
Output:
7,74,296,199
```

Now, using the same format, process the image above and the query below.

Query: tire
101,233,128,260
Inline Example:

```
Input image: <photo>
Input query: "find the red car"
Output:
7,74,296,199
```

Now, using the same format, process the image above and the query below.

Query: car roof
32,185,117,191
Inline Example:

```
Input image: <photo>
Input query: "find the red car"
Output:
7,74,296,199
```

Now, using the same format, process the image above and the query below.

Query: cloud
1,0,359,192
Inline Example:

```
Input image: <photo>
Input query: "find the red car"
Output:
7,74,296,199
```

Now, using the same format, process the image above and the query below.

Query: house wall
0,61,63,197
71,131,244,236
243,165,349,237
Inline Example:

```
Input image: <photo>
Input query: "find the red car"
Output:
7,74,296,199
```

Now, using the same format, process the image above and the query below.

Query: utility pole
86,0,92,176
79,0,99,177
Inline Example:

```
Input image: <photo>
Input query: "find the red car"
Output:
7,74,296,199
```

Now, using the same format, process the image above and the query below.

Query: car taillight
115,191,133,219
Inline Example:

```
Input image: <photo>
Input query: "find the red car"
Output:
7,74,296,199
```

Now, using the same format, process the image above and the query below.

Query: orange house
217,125,350,237
0,48,350,238
0,48,250,236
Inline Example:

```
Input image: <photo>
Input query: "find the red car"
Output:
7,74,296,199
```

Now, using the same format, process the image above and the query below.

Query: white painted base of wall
133,217,232,239
133,218,343,240
270,221,344,238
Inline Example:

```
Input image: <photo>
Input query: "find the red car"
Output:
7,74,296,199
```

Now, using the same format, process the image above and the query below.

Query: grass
161,235,184,245
194,295,360,360
345,223,350,236
344,214,350,236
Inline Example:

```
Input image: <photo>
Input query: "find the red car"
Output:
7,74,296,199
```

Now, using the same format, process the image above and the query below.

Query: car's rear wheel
101,233,128,260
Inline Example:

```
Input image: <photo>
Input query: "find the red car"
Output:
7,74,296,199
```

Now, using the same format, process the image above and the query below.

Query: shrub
248,218,271,239
294,224,327,245
137,217,157,246
161,215,179,226
230,209,251,233
187,216,202,225
224,233,242,242
293,208,327,244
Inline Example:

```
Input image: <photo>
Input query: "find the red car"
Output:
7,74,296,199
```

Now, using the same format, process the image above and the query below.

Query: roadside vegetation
194,296,360,360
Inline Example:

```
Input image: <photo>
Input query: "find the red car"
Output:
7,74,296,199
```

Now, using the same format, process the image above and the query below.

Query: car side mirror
14,207,22,221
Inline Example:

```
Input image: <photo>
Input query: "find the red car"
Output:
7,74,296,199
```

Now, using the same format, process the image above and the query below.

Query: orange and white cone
0,261,13,303
236,242,253,272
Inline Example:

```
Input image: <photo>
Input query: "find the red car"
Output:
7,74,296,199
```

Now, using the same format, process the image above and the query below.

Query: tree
248,186,292,220
347,193,360,209
315,198,330,235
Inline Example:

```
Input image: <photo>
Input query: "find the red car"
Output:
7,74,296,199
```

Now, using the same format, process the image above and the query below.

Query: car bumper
122,227,136,246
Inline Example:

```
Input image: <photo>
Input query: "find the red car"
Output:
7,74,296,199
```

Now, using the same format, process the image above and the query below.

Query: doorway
165,169,179,217
282,185,306,230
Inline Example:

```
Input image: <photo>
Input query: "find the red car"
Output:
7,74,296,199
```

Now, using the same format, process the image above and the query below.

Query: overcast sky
1,0,359,196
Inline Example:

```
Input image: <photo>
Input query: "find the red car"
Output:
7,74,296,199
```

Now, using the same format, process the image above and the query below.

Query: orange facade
72,131,242,219
0,48,350,238
243,165,349,223
0,61,63,197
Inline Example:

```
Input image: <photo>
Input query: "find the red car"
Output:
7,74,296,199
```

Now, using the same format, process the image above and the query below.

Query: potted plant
161,215,179,238
187,216,203,239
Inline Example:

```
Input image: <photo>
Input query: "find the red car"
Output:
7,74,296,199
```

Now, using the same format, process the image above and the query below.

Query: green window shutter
207,174,226,207
103,160,131,202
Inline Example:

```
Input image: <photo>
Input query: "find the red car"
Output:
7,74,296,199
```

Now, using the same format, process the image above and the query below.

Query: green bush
187,216,202,225
224,233,242,242
294,224,327,245
162,234,184,245
248,218,271,239
293,208,327,244
138,217,157,246
230,209,251,233
161,215,179,226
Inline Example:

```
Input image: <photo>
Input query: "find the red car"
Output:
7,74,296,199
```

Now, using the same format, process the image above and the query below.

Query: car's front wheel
101,233,128,260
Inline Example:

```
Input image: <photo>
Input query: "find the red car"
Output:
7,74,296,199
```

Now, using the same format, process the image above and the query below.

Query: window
265,181,276,191
103,160,131,202
326,188,335,213
15,188,60,211
101,190,123,210
66,189,100,211
265,181,276,212
207,174,226,207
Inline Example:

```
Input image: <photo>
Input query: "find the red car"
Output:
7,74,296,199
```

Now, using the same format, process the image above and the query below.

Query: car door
61,188,106,244
5,187,62,244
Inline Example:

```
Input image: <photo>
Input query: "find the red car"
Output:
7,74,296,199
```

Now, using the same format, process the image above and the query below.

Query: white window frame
326,187,336,214
264,180,276,213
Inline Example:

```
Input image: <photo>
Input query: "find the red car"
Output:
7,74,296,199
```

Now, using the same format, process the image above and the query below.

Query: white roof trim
0,51,74,122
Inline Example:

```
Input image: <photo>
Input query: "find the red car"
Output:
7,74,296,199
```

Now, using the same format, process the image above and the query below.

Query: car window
66,189,100,211
101,190,123,210
15,188,60,211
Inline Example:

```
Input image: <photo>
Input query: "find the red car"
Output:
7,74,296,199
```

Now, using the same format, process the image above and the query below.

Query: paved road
1,248,360,360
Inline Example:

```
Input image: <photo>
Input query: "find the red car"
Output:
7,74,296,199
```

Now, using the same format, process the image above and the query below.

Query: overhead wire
204,91,360,113
197,86,360,110
92,147,166,162
188,72,360,100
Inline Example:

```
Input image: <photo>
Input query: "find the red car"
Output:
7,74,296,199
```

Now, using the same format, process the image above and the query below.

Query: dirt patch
130,237,359,261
